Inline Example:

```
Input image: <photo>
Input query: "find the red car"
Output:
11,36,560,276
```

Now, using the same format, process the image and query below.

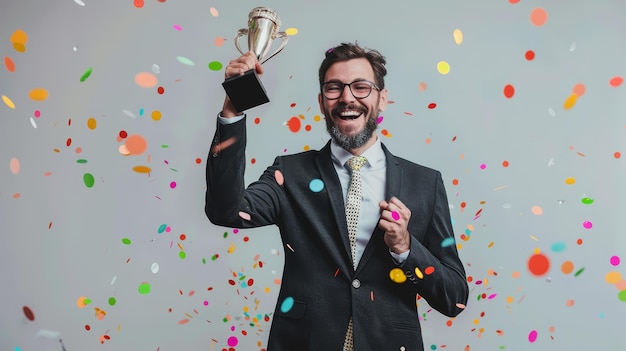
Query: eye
325,83,342,92
352,82,371,92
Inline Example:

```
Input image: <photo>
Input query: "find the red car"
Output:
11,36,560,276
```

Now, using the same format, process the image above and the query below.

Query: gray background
1,0,625,350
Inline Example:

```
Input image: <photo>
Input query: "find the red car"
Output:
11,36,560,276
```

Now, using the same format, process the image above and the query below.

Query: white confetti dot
30,117,37,128
151,64,160,74
74,0,86,6
151,262,160,274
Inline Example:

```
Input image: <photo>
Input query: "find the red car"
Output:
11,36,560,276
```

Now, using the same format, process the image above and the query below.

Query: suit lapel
315,142,353,261
356,143,402,273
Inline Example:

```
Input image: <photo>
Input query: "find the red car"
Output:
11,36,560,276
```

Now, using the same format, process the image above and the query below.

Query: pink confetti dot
203,300,209,306
610,256,621,266
391,211,400,221
169,181,176,189
173,24,182,31
34,110,41,118
528,330,538,342
227,336,238,347
582,221,593,229
480,163,487,170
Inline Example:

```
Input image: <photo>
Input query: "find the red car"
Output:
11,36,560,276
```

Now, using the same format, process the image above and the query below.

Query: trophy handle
234,28,248,56
260,31,289,64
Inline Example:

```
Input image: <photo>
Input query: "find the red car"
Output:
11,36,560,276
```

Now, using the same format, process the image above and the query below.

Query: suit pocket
277,299,307,319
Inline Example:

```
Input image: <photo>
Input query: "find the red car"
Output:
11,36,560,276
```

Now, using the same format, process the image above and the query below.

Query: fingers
379,197,411,222
225,52,263,79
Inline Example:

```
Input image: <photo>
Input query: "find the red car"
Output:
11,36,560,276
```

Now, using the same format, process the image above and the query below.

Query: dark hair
318,42,387,90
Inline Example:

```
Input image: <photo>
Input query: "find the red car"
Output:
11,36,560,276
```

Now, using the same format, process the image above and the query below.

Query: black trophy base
222,69,270,112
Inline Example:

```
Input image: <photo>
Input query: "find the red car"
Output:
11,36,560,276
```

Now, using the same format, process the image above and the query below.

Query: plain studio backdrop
1,0,625,350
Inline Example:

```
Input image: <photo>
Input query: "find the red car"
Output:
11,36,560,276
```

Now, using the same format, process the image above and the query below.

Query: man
206,42,469,350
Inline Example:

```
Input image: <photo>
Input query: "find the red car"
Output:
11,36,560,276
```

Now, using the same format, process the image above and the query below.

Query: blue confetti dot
280,297,294,313
441,237,456,248
309,179,324,192
551,241,566,253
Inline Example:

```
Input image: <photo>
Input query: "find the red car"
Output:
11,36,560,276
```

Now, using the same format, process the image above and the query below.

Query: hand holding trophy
222,7,289,112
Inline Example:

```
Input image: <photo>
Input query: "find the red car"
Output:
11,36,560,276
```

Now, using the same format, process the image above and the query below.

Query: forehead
324,58,375,82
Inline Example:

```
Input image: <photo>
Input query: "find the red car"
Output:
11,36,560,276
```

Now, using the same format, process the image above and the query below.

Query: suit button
400,347,406,351
352,279,361,289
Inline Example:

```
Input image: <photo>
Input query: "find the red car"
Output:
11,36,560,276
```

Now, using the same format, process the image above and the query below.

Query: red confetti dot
195,158,202,164
305,124,312,131
254,117,261,124
66,138,72,147
460,201,466,208
424,266,435,275
85,324,91,331
119,130,128,138
577,238,583,245
287,116,301,132
243,236,249,242
525,50,535,60
614,152,621,159
427,103,437,109
381,129,388,136
290,102,296,108
180,234,186,240
247,278,254,286
503,84,515,98
23,306,35,321
228,280,236,286
502,160,510,167
251,158,256,164
157,86,165,94
609,76,623,87
134,0,144,8
452,179,459,185
528,253,550,276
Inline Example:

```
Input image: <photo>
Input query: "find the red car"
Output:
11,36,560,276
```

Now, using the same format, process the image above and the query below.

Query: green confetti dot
223,231,228,238
84,298,92,305
581,197,594,205
80,67,92,82
161,144,169,148
138,283,151,295
208,61,223,71
122,238,131,245
202,258,206,264
76,159,88,164
211,254,219,261
574,267,585,277
179,251,186,259
223,316,229,322
108,297,116,306
83,173,95,188
176,56,195,66
618,290,626,302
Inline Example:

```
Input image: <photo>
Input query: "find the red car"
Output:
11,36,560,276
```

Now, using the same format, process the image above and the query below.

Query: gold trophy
222,7,289,112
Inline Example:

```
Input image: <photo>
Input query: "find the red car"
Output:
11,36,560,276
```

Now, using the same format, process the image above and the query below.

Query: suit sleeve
398,171,469,317
205,116,284,228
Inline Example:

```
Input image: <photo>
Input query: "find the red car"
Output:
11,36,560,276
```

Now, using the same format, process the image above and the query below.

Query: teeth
339,110,361,117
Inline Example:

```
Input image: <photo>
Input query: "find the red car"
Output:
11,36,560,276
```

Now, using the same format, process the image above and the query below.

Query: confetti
389,268,407,283
437,61,450,75
176,56,195,66
308,179,324,192
530,7,548,26
528,253,550,276
74,0,86,6
453,29,463,45
22,306,35,321
280,297,294,313
134,72,158,88
125,134,148,155
528,330,538,342
80,67,92,82
286,116,301,132
83,173,95,188
208,61,223,71
209,7,219,17
503,84,515,98
28,88,49,101
138,282,151,294
10,157,20,174
286,28,298,36
441,237,456,248
609,76,623,87
2,95,16,109
4,56,15,72
610,256,621,266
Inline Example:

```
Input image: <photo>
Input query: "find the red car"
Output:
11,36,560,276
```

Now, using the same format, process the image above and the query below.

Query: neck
346,134,377,156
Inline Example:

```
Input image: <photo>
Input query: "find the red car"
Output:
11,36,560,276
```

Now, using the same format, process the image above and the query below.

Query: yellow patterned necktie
343,155,367,351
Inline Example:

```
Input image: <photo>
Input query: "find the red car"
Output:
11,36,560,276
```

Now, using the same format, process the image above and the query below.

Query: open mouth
335,109,364,120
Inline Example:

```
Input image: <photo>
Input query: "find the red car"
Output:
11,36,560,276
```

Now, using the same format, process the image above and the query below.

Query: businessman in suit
206,42,469,350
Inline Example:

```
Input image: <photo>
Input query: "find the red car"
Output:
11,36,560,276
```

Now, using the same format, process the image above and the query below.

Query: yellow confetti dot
151,110,162,121
28,88,49,101
414,267,424,279
285,27,298,36
303,145,310,151
87,117,97,130
605,271,622,284
506,296,514,304
313,115,321,122
437,61,451,75
564,177,576,185
132,165,152,173
2,95,16,109
389,268,407,283
563,93,578,109
12,42,26,53
453,29,463,45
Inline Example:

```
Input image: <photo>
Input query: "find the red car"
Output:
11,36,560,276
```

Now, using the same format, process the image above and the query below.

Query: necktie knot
346,156,367,172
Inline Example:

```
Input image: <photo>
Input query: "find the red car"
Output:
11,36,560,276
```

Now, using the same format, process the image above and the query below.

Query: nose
339,84,355,103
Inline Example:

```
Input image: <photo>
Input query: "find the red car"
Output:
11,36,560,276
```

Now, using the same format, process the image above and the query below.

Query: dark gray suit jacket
206,117,469,350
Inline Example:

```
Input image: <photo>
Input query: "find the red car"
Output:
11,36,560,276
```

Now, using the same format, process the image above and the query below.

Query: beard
324,103,379,151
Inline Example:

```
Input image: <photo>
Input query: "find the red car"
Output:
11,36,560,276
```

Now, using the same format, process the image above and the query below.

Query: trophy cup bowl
222,7,289,112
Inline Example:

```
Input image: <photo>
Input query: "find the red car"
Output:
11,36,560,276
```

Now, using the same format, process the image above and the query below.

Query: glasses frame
320,79,380,100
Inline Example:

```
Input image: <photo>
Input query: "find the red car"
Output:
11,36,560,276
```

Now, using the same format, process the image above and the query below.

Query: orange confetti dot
125,134,148,155
572,83,586,97
576,238,583,245
4,56,15,72
134,72,158,88
214,37,225,47
614,152,621,159
531,205,543,215
381,129,388,136
503,84,515,98
502,160,509,167
530,7,548,26
452,179,459,185
561,261,574,274
528,253,550,276
418,82,427,91
134,0,144,8
563,93,578,109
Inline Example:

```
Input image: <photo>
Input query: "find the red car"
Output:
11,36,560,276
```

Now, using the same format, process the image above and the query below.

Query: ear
378,88,388,112
318,93,324,114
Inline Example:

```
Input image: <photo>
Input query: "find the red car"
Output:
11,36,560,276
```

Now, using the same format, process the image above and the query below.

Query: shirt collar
330,137,385,170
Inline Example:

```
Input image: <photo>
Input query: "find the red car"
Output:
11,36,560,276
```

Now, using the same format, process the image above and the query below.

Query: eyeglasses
321,79,380,100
